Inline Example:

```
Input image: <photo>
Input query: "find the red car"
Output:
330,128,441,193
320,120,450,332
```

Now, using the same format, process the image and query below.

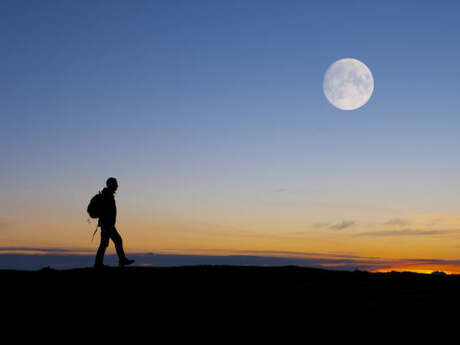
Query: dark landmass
3,265,460,318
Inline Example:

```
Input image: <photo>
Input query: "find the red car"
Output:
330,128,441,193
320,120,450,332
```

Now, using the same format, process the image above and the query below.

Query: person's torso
98,188,117,226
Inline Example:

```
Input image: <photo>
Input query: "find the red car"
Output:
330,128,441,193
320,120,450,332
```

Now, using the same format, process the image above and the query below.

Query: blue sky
1,1,460,269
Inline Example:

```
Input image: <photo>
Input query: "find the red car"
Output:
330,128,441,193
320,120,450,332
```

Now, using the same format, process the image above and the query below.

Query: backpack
87,192,103,242
87,192,103,219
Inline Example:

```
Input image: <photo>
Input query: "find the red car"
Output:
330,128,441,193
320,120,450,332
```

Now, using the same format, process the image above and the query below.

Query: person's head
106,177,118,193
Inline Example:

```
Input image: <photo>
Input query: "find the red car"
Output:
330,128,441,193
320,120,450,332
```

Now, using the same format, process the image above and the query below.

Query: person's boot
94,263,109,269
119,258,135,267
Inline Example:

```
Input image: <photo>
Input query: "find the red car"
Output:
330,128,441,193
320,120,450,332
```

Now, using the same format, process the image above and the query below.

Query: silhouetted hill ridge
3,264,460,315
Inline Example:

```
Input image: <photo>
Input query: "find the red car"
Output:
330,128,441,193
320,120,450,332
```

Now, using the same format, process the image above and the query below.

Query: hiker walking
90,177,135,268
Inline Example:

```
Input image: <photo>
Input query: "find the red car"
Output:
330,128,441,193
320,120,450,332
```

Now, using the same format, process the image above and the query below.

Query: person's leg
109,227,135,266
95,227,110,266
109,227,127,261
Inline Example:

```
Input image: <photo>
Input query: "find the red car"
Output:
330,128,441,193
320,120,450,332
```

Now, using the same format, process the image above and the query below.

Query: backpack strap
91,224,100,242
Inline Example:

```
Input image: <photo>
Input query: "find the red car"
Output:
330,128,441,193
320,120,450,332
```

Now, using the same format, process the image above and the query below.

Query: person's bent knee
111,232,122,244
99,239,110,249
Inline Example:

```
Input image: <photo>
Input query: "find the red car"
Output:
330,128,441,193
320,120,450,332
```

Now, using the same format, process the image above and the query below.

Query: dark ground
3,265,460,316
5,265,451,338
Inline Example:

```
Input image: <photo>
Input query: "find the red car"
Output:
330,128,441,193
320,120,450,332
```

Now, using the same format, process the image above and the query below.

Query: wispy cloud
384,218,409,227
0,246,93,254
178,248,383,260
353,229,453,237
330,220,356,230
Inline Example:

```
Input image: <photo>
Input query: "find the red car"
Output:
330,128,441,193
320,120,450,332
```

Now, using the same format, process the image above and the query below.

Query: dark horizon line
1,250,460,273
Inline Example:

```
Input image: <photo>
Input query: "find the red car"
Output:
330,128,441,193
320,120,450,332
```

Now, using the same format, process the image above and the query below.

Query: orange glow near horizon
4,210,460,272
371,265,460,275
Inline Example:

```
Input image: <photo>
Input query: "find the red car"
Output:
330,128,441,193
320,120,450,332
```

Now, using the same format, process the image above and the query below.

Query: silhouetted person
94,177,135,268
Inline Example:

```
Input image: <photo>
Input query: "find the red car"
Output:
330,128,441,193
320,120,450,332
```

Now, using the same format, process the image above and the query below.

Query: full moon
323,58,374,110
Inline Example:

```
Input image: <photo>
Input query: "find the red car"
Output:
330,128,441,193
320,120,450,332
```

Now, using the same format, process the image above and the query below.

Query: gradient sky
2,0,460,272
